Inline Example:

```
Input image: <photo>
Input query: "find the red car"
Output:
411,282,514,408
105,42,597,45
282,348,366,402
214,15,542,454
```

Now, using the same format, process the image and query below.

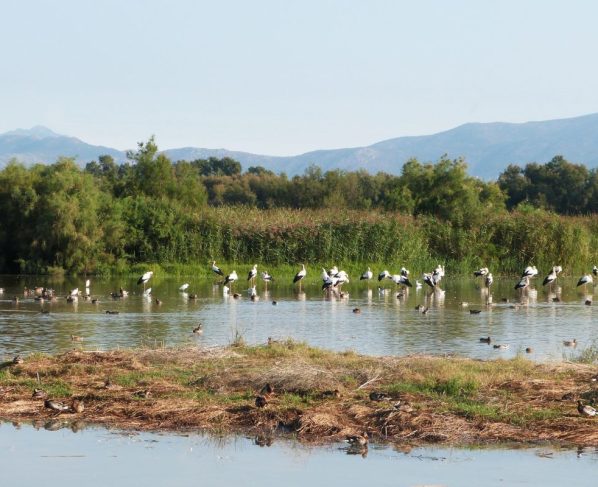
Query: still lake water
1,422,597,487
0,274,595,361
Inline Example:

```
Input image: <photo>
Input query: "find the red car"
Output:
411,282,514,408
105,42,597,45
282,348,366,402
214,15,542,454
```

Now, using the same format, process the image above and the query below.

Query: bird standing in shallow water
247,264,258,285
137,271,153,291
211,261,224,277
346,432,369,446
224,270,238,288
293,264,307,290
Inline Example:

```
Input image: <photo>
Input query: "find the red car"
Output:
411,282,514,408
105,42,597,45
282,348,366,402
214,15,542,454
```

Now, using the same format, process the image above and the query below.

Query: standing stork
593,265,598,277
137,271,153,291
485,273,493,289
293,264,307,290
261,270,274,290
360,267,373,282
224,270,238,288
247,264,258,285
378,270,391,281
211,261,224,277
576,274,593,291
391,274,413,288
515,275,529,291
474,267,489,277
521,265,538,279
542,266,562,288
400,267,410,277
179,283,189,292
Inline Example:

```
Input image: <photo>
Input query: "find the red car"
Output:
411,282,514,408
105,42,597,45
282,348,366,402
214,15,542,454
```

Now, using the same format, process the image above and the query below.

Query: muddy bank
0,341,596,446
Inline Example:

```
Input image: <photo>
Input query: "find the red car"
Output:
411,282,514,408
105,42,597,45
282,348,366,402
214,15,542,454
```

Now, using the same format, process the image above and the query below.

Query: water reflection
0,422,597,487
0,275,596,361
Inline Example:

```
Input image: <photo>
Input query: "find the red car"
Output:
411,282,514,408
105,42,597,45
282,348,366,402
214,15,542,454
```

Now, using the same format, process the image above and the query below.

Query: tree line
1,136,597,273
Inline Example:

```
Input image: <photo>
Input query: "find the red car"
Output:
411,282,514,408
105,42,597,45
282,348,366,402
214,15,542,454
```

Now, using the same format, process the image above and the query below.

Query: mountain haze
3,114,598,178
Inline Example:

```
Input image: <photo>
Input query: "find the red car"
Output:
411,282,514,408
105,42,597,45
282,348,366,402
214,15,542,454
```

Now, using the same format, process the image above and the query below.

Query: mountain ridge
3,113,598,179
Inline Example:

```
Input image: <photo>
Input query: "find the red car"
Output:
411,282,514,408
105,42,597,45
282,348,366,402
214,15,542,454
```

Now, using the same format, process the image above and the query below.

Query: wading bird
211,261,224,277
247,264,258,284
360,267,373,281
261,270,274,289
400,267,410,277
577,274,593,290
521,265,538,279
179,283,189,292
485,273,493,288
137,271,153,291
593,265,598,276
224,270,238,287
378,270,390,281
515,275,530,291
293,264,307,289
474,267,489,277
391,273,412,288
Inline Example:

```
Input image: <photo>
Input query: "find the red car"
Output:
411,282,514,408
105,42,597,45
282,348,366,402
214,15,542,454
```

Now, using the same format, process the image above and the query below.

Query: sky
2,0,598,155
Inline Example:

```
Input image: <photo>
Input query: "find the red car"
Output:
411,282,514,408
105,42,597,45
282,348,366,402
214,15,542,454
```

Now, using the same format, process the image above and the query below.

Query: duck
192,324,203,334
525,347,533,353
369,392,390,402
71,399,85,413
105,310,119,315
563,339,577,347
12,355,24,365
259,383,273,397
255,395,268,408
321,389,341,399
469,309,482,314
479,337,491,344
32,388,48,399
70,335,83,342
154,297,162,305
44,399,70,412
346,432,369,446
493,344,509,350
352,308,361,314
577,400,597,417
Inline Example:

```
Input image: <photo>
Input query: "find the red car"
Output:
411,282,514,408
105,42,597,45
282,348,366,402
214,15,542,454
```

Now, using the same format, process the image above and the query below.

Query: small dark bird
479,337,491,344
346,432,369,446
525,347,533,354
192,324,203,334
577,400,596,417
105,310,119,315
563,339,577,347
493,344,509,349
255,395,268,408
233,293,241,299
585,300,592,306
272,301,278,305
352,308,361,314
321,389,341,399
91,298,99,304
469,309,482,314
369,392,390,402
12,355,23,365
44,399,70,412
155,298,162,305
133,390,151,398
70,335,83,342
259,383,273,397
561,392,575,401
188,294,198,300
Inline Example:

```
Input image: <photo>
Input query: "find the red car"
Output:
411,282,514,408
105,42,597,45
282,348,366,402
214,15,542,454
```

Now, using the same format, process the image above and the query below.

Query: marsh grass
1,343,596,446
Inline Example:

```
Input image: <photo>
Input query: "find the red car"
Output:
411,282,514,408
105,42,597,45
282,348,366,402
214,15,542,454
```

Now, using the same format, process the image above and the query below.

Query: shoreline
1,342,596,447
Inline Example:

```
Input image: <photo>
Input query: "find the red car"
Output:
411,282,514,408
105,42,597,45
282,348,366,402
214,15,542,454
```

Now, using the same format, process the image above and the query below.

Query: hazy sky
2,0,598,154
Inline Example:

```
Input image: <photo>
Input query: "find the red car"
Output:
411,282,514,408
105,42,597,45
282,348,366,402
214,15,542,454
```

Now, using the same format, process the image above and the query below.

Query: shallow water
1,422,597,487
0,274,595,361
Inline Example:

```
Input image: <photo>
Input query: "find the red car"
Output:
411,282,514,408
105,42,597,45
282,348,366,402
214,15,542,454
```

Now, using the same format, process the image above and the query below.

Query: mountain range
3,113,598,179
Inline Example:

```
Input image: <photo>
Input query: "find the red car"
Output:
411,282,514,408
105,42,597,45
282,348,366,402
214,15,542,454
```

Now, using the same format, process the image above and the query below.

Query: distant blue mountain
3,113,598,179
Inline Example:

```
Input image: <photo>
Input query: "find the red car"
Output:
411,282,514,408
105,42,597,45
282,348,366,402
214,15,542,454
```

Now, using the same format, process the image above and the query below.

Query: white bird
434,264,445,280
247,264,258,283
70,288,79,296
485,273,493,288
378,270,390,281
261,270,274,284
224,270,238,286
143,287,152,296
515,276,529,291
473,267,489,277
211,261,224,277
328,266,339,278
593,265,598,277
391,274,413,287
577,274,593,288
137,271,153,290
293,264,307,288
321,268,330,281
360,267,373,281
322,274,338,291
423,273,438,289
179,283,189,291
542,267,560,287
521,265,538,278
400,267,410,277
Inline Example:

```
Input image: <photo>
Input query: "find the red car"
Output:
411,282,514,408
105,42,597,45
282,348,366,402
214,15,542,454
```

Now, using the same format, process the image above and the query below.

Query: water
0,274,595,361
0,422,596,487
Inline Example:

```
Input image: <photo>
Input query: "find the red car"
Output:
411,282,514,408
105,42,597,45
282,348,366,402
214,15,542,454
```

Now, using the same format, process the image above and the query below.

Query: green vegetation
1,138,598,274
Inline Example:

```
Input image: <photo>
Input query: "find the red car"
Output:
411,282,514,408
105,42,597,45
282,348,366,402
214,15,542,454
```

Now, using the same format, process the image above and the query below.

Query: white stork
360,267,373,281
224,270,238,287
577,274,593,290
261,270,274,289
391,274,413,288
515,275,529,291
179,283,189,292
542,266,561,287
485,273,493,288
137,271,153,291
293,264,307,289
211,261,224,277
247,264,258,284
473,267,489,277
400,267,410,277
593,265,598,276
521,265,538,279
378,270,390,281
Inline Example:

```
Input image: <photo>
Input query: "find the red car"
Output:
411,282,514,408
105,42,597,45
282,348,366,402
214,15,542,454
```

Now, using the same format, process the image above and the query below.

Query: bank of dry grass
0,341,596,446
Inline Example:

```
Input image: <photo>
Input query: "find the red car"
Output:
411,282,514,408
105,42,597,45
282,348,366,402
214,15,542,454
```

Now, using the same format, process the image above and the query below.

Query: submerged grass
0,342,597,446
